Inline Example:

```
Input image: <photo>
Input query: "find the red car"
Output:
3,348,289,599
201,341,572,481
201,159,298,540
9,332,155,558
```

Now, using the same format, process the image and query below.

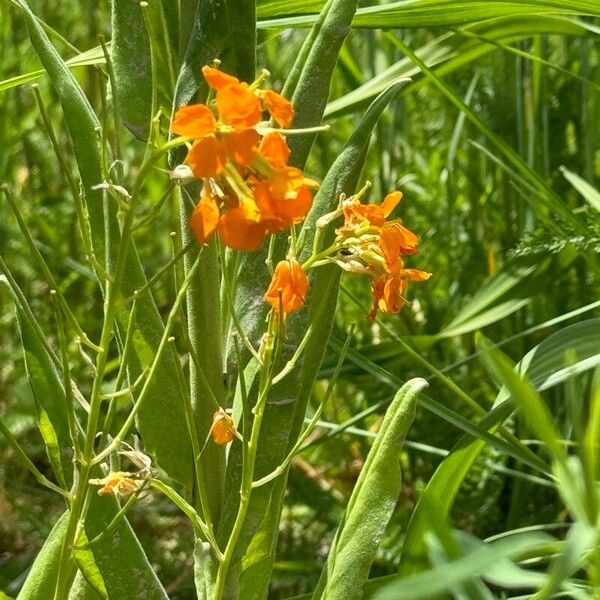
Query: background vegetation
1,0,599,598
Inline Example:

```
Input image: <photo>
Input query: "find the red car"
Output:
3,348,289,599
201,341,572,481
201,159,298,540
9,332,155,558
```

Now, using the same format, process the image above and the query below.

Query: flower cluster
331,189,431,319
261,188,430,322
172,65,317,251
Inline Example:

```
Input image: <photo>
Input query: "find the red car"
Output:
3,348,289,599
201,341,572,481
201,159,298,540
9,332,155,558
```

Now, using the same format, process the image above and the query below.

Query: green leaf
285,0,360,167
560,166,600,213
193,539,217,600
479,336,567,464
495,319,600,404
368,533,553,599
16,304,73,489
397,318,600,578
390,34,590,240
257,1,600,28
71,495,168,600
16,512,70,600
441,259,539,338
315,379,427,600
110,0,153,138
0,45,105,93
1,272,73,489
18,499,168,600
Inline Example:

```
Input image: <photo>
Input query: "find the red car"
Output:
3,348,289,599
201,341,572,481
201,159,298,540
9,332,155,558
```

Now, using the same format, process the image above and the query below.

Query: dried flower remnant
211,408,238,445
89,471,142,497
264,258,309,317
172,64,317,251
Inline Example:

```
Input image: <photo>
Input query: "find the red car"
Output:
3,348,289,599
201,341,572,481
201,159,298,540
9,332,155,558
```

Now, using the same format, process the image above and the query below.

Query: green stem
212,316,278,599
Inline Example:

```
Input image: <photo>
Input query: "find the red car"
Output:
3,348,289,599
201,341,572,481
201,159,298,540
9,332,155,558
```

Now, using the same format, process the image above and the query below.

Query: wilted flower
211,408,238,445
89,471,142,497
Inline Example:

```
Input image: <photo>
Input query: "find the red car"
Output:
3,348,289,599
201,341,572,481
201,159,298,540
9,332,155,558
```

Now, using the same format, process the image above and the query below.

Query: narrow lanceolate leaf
218,82,405,600
16,512,70,600
170,0,251,524
560,166,600,213
111,0,153,138
19,500,168,600
16,305,73,489
440,258,541,338
257,0,600,28
226,0,257,83
324,16,597,119
17,0,194,489
1,271,73,489
70,495,168,600
285,0,360,166
314,379,427,600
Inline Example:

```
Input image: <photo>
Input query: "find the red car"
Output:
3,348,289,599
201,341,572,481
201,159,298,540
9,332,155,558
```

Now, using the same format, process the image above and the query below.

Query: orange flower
201,65,239,89
253,167,315,232
172,65,316,252
211,408,237,444
379,221,419,276
218,200,269,251
216,82,262,130
172,103,216,137
368,268,432,320
262,89,294,128
190,190,220,244
264,259,309,315
185,135,227,177
258,132,291,168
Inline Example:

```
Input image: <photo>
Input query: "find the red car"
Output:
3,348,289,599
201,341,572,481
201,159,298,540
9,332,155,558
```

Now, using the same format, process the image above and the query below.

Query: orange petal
226,129,260,167
217,83,262,130
262,89,295,128
186,135,227,178
343,202,384,229
380,191,403,217
401,268,432,281
202,65,239,89
383,276,408,313
258,132,290,168
218,204,268,251
211,409,236,444
380,222,419,272
190,192,220,244
264,259,308,314
172,104,217,138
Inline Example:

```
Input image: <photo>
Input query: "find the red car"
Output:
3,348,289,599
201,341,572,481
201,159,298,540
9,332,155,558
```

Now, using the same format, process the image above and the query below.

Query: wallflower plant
2,2,433,600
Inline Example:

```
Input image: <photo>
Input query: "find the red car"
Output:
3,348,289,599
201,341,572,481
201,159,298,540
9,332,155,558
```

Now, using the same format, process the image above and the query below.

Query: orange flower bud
264,259,309,315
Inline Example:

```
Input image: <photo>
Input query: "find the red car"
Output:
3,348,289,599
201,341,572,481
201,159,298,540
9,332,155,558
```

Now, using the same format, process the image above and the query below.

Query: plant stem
212,316,278,599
